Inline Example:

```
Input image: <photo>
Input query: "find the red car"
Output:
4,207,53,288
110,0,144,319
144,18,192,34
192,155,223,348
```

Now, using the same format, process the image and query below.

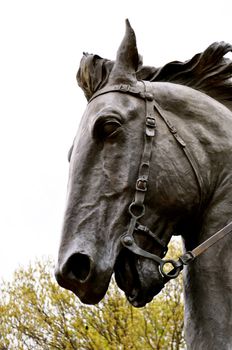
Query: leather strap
88,83,153,103
132,81,156,208
191,220,232,258
152,101,205,210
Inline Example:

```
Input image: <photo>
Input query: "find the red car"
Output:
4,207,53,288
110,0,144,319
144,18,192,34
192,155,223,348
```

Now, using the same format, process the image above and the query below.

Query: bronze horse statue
55,20,232,349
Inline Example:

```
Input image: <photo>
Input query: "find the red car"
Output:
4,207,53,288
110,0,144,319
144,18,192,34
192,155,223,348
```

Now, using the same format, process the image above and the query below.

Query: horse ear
108,19,139,85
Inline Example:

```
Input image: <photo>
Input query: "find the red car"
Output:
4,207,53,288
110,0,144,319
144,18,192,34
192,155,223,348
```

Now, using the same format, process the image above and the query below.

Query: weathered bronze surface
56,20,232,349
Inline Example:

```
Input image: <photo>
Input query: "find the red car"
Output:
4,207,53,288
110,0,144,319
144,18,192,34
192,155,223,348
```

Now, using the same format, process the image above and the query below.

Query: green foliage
0,242,185,350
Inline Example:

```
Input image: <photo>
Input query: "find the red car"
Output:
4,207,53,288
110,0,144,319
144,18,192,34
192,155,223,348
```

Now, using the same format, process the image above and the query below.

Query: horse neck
153,82,232,349
153,81,232,220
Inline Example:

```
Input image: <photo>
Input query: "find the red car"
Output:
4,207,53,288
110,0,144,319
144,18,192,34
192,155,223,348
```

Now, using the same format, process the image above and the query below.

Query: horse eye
101,121,121,138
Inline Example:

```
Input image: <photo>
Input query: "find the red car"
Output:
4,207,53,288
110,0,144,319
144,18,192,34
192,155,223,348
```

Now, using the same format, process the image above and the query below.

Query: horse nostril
66,253,92,283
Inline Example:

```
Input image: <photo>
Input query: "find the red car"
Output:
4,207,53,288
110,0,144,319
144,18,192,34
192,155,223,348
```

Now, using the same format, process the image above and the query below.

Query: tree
0,242,185,350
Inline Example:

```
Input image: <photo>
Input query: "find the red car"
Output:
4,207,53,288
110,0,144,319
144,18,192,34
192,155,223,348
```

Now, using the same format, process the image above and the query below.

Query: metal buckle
136,177,147,191
178,251,195,265
119,84,129,92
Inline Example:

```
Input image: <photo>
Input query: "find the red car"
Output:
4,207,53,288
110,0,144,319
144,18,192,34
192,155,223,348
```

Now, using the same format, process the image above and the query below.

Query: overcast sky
0,0,231,280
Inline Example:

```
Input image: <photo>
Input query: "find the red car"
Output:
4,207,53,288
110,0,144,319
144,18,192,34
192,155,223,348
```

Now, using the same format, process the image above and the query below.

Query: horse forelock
76,42,232,111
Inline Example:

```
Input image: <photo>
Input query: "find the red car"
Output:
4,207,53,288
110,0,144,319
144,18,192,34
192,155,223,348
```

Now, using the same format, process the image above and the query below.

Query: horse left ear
108,19,139,85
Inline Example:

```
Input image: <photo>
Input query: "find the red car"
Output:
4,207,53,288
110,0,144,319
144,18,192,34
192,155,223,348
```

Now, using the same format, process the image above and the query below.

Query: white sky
0,0,231,280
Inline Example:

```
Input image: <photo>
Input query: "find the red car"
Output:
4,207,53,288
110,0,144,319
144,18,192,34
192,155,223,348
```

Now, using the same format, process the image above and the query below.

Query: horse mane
77,42,232,112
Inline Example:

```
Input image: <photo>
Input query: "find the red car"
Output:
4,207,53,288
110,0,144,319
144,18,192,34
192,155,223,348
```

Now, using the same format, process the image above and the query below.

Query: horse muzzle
55,251,113,304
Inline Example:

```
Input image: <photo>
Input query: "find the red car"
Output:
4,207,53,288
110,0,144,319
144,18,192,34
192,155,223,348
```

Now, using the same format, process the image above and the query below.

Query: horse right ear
108,19,139,85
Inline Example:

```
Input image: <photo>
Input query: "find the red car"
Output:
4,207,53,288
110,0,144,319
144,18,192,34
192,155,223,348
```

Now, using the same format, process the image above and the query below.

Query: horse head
55,20,204,307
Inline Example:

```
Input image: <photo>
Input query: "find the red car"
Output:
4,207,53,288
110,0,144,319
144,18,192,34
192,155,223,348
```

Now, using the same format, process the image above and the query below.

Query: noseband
89,81,232,283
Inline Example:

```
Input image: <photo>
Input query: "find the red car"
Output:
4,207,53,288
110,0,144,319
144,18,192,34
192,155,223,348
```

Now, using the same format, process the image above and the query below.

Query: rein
89,81,232,283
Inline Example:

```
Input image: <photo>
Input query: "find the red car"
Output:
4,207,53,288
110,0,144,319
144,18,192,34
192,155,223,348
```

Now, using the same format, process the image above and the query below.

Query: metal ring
159,259,182,279
129,202,145,219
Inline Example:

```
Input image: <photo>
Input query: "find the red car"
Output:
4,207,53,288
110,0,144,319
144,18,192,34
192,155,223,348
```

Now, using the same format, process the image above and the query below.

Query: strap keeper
136,224,149,232
146,116,156,137
146,116,156,128
139,92,154,101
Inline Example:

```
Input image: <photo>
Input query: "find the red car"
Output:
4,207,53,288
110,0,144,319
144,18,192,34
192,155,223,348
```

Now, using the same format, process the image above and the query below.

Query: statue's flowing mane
77,41,232,112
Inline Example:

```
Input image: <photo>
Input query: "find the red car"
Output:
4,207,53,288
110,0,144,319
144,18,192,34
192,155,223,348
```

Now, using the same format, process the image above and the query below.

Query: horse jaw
114,250,165,307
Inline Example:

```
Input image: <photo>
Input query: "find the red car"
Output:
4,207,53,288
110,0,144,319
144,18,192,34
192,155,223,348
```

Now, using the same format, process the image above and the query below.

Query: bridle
89,81,232,283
